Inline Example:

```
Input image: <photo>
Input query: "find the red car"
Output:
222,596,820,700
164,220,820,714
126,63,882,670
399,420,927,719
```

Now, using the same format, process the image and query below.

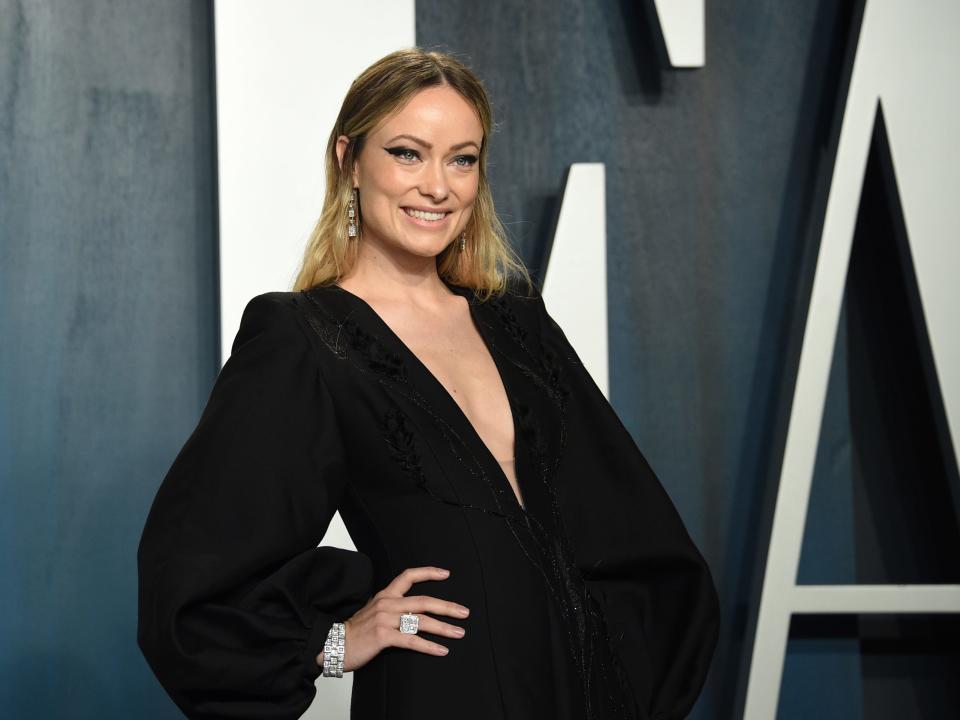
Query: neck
338,228,463,304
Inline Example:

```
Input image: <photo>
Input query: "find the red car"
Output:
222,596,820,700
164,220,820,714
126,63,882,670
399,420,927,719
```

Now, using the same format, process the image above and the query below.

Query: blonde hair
291,48,533,301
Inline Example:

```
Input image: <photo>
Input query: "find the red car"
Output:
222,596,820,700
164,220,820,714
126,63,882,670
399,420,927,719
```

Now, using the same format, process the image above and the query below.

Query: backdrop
1,1,957,718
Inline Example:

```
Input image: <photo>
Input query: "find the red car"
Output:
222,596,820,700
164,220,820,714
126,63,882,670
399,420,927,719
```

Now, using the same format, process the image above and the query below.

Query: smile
402,207,451,224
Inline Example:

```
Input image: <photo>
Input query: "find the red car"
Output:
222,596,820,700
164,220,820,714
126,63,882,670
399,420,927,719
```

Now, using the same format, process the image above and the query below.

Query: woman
137,48,719,720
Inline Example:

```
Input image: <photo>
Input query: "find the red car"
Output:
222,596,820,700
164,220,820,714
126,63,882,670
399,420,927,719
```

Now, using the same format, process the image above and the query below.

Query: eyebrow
385,134,480,152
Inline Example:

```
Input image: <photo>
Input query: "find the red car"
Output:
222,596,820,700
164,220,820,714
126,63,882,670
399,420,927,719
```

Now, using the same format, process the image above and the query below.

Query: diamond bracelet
322,621,346,678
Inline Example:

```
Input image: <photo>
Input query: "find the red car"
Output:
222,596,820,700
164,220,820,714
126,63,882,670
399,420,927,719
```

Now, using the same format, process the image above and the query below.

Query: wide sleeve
532,292,720,720
137,293,374,720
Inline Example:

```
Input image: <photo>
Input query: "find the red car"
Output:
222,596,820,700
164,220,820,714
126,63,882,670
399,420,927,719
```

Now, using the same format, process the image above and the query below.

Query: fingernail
453,627,466,637
438,568,450,576
439,645,450,655
457,607,470,616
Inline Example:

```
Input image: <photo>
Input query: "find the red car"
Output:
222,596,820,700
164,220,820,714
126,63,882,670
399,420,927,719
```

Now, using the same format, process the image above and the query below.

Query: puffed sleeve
137,293,374,720
532,291,720,720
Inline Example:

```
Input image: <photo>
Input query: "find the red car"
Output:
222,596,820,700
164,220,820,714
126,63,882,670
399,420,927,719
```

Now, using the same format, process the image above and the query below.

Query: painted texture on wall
0,1,217,717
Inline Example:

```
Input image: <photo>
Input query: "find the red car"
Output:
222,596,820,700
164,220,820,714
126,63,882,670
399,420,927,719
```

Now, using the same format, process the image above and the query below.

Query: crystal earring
347,189,358,238
458,232,466,252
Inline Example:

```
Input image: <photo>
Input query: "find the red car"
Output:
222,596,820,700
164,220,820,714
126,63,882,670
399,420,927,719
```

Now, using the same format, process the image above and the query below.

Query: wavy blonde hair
291,48,532,301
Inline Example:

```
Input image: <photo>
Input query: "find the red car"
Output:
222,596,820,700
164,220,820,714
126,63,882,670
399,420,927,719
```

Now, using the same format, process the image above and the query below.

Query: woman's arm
532,291,720,720
137,293,374,720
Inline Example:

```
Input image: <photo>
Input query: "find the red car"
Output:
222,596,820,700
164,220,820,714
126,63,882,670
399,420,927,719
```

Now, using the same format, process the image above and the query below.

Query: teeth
404,208,448,221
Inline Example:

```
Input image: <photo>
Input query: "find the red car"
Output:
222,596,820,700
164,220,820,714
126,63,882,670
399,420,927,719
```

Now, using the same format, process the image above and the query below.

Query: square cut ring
399,613,420,634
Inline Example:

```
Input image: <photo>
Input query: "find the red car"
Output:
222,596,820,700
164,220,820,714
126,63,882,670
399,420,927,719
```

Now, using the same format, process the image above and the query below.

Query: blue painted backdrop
0,1,217,718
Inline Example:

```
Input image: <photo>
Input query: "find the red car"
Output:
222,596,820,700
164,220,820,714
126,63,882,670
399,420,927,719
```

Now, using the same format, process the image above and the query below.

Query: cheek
456,174,481,204
358,155,404,201
366,169,406,202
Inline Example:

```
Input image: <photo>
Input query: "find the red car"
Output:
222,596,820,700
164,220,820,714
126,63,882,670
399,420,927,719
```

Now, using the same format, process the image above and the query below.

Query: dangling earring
347,189,358,238
458,231,466,252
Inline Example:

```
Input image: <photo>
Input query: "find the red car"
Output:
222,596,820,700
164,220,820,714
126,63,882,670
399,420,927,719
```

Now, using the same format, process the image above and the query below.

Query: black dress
137,278,719,720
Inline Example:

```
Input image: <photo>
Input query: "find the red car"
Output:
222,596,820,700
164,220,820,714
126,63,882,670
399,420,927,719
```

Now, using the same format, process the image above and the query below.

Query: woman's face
340,85,483,261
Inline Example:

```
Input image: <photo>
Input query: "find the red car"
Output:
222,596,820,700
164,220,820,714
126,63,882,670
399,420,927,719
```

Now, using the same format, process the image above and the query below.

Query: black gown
137,278,719,720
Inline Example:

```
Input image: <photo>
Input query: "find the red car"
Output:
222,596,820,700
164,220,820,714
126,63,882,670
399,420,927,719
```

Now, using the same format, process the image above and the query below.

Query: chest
297,286,566,520
400,312,513,448
369,299,520,502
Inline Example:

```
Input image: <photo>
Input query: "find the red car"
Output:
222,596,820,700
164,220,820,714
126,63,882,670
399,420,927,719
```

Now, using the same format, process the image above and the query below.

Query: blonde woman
137,48,719,720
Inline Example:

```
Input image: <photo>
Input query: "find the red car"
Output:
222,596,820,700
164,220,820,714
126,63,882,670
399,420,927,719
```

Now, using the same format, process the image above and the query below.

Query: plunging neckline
330,280,529,514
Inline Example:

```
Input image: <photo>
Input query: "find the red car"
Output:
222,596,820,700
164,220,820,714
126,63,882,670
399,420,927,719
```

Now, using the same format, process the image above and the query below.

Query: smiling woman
137,47,719,720
289,49,532,300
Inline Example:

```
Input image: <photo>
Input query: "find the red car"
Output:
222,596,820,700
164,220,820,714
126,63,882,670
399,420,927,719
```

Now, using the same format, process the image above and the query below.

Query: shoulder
241,290,300,315
478,278,546,329
231,291,307,355
237,291,302,328
461,280,547,353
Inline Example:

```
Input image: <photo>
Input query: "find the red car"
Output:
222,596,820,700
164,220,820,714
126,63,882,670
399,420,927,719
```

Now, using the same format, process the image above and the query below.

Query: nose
418,159,450,202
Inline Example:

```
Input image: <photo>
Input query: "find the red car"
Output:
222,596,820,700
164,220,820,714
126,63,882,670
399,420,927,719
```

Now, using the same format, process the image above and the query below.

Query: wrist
322,622,346,678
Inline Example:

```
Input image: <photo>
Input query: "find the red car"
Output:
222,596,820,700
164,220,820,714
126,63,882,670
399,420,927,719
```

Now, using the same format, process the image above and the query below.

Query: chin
394,233,454,258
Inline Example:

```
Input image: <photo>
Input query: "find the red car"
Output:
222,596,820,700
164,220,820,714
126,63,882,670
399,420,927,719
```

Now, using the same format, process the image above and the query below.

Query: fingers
383,594,470,619
379,566,450,597
367,566,471,658
409,611,467,641
365,598,469,657
395,628,451,656
365,607,454,656
366,596,468,631
388,612,464,656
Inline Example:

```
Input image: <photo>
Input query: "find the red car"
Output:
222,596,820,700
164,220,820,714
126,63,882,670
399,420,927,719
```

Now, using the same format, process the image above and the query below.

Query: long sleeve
137,293,374,720
532,292,720,720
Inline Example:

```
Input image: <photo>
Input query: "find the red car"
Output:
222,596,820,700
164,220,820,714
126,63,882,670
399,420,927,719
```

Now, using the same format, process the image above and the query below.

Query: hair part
291,47,533,301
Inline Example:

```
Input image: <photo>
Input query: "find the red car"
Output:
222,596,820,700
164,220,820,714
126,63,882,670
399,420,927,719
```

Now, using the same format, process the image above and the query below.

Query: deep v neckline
331,279,529,513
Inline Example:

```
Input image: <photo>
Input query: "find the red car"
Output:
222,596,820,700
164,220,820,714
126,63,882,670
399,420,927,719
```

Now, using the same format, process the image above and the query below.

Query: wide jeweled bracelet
322,621,345,678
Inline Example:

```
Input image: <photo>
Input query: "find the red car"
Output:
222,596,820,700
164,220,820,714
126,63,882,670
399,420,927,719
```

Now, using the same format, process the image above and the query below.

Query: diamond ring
399,613,419,634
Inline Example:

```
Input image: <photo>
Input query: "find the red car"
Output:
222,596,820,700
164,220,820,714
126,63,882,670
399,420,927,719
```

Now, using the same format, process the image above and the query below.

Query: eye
453,154,478,169
385,146,419,162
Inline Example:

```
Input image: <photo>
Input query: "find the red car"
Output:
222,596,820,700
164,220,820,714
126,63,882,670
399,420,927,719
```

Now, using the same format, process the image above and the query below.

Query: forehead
373,85,483,141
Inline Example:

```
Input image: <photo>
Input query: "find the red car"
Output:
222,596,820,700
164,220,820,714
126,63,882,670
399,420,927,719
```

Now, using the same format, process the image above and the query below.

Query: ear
335,134,359,188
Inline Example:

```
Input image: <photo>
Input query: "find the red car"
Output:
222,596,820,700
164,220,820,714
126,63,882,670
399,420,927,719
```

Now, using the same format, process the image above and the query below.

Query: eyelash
385,146,478,168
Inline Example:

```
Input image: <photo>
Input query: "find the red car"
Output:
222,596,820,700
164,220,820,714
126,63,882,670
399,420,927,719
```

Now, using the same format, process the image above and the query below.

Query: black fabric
137,279,719,719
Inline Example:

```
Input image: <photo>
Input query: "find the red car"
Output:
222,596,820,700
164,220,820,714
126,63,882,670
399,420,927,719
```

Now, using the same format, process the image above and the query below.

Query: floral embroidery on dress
381,408,425,486
302,307,406,382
